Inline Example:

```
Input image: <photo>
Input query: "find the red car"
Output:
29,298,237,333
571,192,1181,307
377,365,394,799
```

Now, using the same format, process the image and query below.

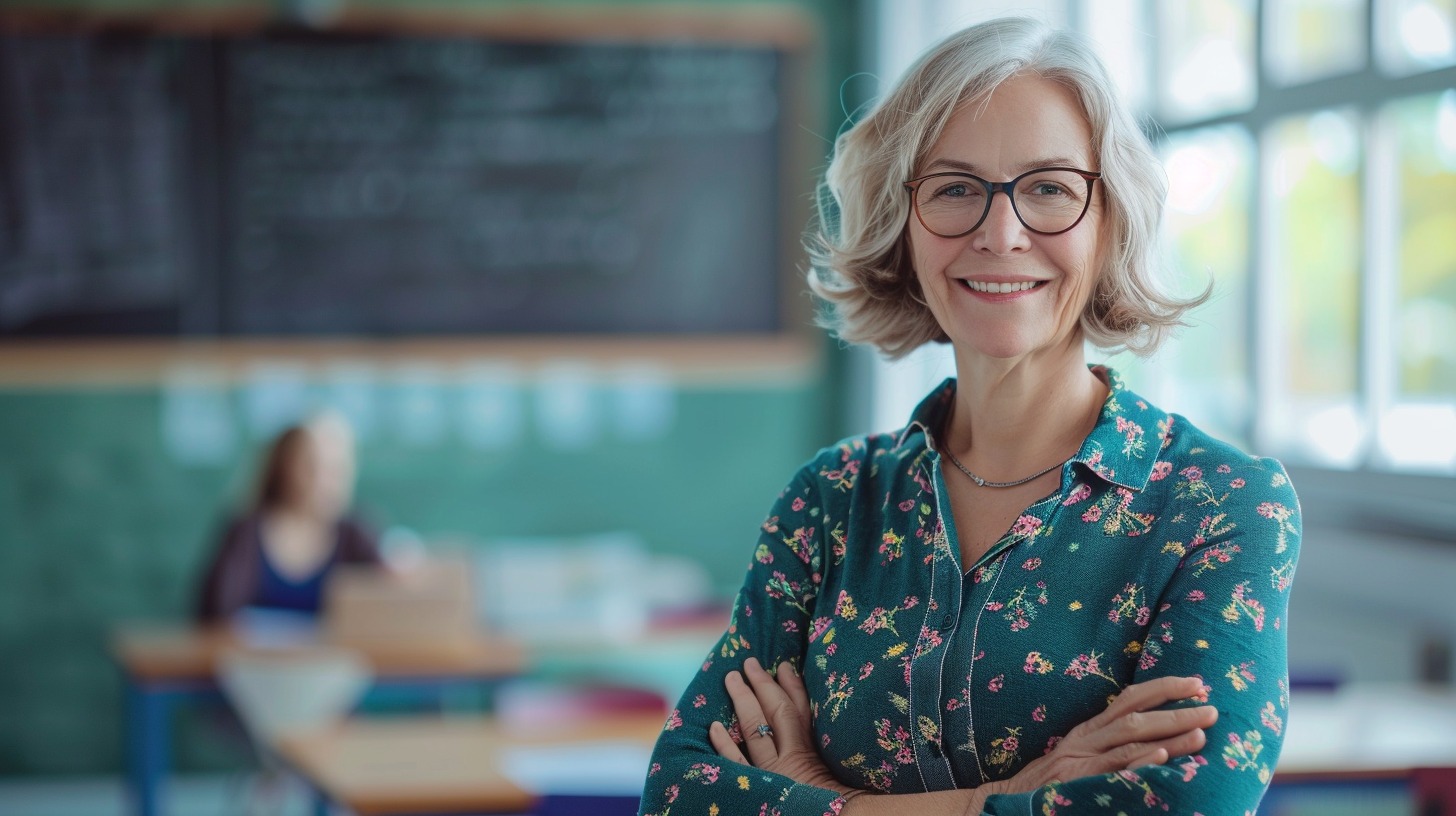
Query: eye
931,180,982,199
1029,181,1070,196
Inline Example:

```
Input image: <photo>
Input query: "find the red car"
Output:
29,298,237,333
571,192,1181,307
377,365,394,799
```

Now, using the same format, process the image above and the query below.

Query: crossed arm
710,657,1218,815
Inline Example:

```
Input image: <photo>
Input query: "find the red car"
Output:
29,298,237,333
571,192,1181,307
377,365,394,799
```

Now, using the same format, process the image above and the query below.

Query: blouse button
940,613,955,630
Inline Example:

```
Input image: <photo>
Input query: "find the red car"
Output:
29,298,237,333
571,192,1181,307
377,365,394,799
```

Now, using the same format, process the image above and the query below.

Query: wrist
964,779,1005,815
838,787,870,813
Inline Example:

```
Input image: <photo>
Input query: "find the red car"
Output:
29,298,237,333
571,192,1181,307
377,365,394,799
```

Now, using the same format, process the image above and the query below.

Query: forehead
923,74,1095,175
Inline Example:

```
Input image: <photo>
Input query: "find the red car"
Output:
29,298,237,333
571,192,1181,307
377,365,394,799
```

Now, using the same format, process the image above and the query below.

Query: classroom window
870,0,1456,476
1377,0,1456,74
1265,0,1368,85
1157,0,1258,123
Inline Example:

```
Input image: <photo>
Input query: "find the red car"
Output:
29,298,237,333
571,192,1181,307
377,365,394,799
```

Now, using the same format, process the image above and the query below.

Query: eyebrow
921,157,1088,176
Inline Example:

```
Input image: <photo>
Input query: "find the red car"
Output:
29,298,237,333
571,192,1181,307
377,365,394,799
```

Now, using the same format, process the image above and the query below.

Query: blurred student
196,412,382,623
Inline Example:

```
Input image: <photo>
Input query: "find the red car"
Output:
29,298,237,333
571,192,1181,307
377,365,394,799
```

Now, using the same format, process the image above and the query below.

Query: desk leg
312,789,330,816
125,681,169,816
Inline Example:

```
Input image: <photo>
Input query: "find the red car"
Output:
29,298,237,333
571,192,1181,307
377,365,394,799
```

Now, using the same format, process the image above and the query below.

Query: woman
640,17,1300,816
196,413,382,622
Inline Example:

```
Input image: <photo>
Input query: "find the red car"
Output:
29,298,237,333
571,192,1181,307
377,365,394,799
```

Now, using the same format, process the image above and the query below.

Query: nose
971,190,1031,255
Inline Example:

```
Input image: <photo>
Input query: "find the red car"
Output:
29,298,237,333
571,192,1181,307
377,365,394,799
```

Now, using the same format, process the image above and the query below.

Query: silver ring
755,723,774,739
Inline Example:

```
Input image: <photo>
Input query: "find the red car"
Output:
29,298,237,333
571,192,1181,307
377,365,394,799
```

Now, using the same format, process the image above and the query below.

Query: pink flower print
1065,652,1101,679
1063,483,1092,505
664,709,682,730
1261,701,1284,735
783,620,799,633
860,662,874,680
665,784,679,803
988,674,1004,692
826,643,837,656
649,761,660,777
1024,651,1054,674
693,694,707,708
1022,557,1042,571
1178,754,1207,782
1150,461,1173,481
903,596,920,609
1187,589,1206,602
898,498,916,512
1181,466,1203,481
791,497,806,511
689,762,721,784
1082,505,1103,523
809,617,832,642
1045,735,1063,753
1135,605,1152,626
793,527,815,560
1217,464,1232,474
985,601,1005,612
1230,478,1246,488
1138,650,1158,670
1032,704,1047,722
946,698,961,711
1011,515,1042,538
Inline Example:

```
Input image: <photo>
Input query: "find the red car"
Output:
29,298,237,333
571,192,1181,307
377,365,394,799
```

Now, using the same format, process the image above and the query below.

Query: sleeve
194,517,255,623
638,467,848,816
981,458,1302,816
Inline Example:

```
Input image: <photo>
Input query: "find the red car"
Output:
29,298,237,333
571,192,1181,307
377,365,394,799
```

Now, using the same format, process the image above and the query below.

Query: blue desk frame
122,671,497,816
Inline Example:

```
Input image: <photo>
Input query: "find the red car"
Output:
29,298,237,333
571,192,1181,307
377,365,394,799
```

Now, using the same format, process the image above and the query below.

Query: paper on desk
500,740,653,796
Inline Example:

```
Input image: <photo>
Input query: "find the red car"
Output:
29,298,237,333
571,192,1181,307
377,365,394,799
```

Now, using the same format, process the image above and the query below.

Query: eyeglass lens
913,169,1091,236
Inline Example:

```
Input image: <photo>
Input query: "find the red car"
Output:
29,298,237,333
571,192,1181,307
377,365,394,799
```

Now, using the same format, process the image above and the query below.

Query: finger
1098,677,1205,724
777,661,812,723
1124,747,1168,770
1112,727,1207,772
709,720,749,765
1094,705,1218,752
725,669,777,766
742,658,802,750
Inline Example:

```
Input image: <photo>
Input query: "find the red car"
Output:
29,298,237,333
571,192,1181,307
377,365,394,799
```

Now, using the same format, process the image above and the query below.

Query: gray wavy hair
805,16,1208,359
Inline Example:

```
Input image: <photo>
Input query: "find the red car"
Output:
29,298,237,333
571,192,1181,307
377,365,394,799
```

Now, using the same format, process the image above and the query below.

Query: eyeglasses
903,167,1102,237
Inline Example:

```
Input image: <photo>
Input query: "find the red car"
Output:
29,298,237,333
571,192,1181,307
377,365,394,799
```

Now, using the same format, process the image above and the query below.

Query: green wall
0,378,834,774
0,0,867,777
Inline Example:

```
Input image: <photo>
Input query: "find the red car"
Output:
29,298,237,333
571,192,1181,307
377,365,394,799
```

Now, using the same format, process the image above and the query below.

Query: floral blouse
640,367,1301,816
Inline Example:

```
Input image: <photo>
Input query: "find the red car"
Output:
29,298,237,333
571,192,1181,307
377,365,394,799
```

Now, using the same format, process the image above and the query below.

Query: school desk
109,622,527,816
1270,683,1456,814
274,711,665,816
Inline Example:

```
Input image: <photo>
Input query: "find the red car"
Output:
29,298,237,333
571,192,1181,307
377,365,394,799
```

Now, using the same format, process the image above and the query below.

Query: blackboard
0,23,793,336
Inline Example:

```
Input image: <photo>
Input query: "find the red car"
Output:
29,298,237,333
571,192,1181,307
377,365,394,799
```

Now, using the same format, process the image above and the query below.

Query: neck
942,347,1106,482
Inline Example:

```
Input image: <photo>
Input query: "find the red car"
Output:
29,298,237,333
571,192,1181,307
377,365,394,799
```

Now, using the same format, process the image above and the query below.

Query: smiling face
907,73,1104,362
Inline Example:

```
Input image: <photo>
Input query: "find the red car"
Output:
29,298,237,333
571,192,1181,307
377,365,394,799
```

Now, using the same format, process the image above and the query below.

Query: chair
214,646,372,816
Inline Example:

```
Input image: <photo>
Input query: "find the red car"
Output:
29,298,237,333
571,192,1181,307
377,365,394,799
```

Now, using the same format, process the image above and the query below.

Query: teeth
964,280,1040,294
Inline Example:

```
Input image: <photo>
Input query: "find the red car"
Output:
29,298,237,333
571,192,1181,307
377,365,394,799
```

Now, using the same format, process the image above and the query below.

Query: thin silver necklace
943,447,1072,489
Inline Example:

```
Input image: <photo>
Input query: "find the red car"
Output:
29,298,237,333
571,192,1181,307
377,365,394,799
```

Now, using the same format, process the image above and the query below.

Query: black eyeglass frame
903,167,1103,237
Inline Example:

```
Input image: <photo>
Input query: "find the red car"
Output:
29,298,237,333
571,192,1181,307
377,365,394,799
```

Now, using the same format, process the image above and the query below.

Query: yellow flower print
1068,600,1083,611
737,775,749,790
885,642,907,658
1196,639,1210,649
709,806,719,816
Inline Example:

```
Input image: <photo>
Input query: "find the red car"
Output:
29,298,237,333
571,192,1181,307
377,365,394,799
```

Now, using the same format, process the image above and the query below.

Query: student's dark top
195,513,382,622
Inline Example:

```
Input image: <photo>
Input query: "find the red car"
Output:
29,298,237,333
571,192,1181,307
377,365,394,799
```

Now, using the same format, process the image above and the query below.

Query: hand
709,657,856,797
998,675,1218,794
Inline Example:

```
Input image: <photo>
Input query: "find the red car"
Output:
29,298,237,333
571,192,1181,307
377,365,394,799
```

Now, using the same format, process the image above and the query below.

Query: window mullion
1362,106,1399,468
